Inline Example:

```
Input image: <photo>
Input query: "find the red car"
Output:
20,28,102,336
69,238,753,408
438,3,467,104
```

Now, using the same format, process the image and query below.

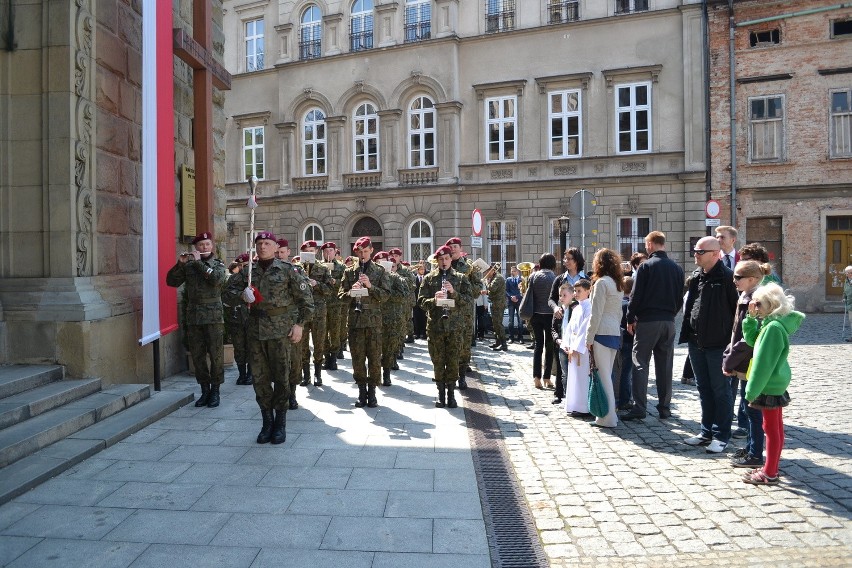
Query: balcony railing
293,176,329,192
404,21,431,43
398,167,439,185
343,171,381,189
350,30,373,52
299,39,321,60
486,1,516,33
549,1,580,24
615,0,649,15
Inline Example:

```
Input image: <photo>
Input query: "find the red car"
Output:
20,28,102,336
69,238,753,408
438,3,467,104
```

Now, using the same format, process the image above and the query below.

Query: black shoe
457,375,468,390
552,397,562,404
207,384,220,408
245,365,254,385
195,384,211,407
270,409,286,444
620,408,647,421
466,366,473,373
367,385,378,408
313,363,322,386
435,386,446,408
288,393,299,410
337,349,344,359
391,362,399,371
256,409,273,444
354,385,368,408
731,427,748,439
236,363,249,385
382,368,392,387
396,352,404,360
657,407,671,419
508,338,516,344
526,343,536,350
405,335,415,343
446,386,458,409
324,353,338,371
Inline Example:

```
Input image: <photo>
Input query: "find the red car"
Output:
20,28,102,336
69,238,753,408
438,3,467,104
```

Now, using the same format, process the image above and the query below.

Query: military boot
288,393,299,410
489,341,500,349
382,368,392,387
405,334,414,343
246,364,254,384
446,384,458,409
270,409,287,444
435,385,446,408
256,410,274,444
313,363,323,386
367,385,378,408
354,385,368,408
391,361,399,371
337,347,345,359
207,384,220,408
457,373,468,391
236,363,249,385
300,363,311,387
325,353,338,371
195,383,211,407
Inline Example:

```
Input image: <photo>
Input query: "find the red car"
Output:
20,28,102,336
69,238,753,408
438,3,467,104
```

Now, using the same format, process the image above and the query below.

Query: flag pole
246,176,259,288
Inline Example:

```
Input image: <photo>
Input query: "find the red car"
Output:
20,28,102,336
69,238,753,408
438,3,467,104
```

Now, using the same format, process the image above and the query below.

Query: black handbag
519,285,534,321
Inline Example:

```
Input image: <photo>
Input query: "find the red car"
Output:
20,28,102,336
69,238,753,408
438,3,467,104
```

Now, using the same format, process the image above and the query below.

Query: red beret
320,241,337,251
192,231,213,244
445,237,462,246
434,245,452,257
344,256,355,265
300,240,318,251
388,248,403,256
292,255,301,262
275,238,288,248
401,261,411,267
234,253,250,263
373,251,389,261
353,236,372,251
255,231,276,243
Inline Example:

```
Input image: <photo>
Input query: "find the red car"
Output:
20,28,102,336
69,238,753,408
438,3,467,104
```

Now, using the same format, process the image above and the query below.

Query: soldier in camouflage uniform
223,231,314,445
321,242,345,371
418,245,472,408
446,237,483,390
297,240,333,387
484,263,508,351
337,254,356,359
223,253,253,385
375,251,409,386
275,239,309,409
339,237,391,407
390,249,417,351
166,231,228,408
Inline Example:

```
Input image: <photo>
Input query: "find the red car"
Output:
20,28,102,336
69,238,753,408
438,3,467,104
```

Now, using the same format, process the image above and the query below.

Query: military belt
195,297,222,304
250,306,289,318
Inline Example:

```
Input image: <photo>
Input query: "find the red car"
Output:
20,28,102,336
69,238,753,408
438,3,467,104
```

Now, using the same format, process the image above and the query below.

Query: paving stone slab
128,543,259,568
372,552,492,568
4,538,148,568
103,510,231,545
287,488,389,517
1,504,134,540
190,485,298,514
320,516,433,552
258,465,353,489
95,481,210,510
250,548,373,568
14,478,124,506
0,535,41,566
214,512,331,549
172,462,271,486
384,490,484,520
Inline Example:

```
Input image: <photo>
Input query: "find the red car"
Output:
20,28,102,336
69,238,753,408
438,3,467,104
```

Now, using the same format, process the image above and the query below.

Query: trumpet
517,262,534,294
440,276,450,320
354,263,365,313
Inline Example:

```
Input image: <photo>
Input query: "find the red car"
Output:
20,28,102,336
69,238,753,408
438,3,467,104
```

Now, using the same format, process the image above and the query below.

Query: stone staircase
0,364,193,505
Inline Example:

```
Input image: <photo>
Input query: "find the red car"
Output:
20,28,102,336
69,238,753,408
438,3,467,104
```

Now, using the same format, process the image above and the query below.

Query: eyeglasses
564,256,574,261
733,274,747,280
693,250,716,256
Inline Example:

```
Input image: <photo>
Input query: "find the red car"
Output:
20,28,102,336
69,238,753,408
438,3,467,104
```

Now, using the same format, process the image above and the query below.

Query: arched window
351,216,383,252
354,102,379,172
303,109,326,176
350,0,374,51
408,219,433,263
409,96,436,168
300,6,322,60
303,223,323,244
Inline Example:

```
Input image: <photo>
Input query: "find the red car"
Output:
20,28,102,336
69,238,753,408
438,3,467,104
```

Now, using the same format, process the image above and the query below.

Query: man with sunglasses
679,236,739,454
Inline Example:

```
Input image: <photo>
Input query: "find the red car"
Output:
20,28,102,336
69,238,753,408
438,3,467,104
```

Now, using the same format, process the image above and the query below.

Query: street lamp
558,215,570,266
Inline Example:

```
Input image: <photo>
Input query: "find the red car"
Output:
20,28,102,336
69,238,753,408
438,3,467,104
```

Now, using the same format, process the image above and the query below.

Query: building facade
0,1,228,381
222,0,708,273
708,0,852,311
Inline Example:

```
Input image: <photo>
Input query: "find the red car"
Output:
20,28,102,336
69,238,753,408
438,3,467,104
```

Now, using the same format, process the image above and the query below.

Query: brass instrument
517,262,534,294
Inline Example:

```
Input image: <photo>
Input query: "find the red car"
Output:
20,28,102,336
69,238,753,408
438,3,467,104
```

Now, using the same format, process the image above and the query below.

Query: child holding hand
561,279,593,416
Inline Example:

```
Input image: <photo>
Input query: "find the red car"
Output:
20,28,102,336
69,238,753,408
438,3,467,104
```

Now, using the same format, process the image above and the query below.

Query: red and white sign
705,200,721,219
472,209,483,236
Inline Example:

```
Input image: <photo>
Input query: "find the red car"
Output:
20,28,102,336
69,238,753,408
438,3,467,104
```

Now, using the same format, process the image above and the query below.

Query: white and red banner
139,0,177,346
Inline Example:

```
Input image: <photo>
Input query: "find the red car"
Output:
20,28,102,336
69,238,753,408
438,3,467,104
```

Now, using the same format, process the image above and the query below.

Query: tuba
517,262,534,294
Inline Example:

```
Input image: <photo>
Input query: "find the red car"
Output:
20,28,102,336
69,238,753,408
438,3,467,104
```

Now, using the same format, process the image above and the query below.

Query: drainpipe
4,0,15,52
702,0,712,235
728,0,737,227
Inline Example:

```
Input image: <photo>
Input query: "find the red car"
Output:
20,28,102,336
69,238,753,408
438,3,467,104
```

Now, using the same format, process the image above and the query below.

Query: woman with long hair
523,253,558,389
741,283,804,485
585,248,624,428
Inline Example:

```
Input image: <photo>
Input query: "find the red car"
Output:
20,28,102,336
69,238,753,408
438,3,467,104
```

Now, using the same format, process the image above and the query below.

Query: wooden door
826,232,852,296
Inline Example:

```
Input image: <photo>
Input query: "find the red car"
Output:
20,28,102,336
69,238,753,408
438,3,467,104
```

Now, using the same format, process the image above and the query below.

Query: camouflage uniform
452,257,483,378
166,255,227,386
287,263,309,397
299,259,333,382
323,258,347,365
487,272,508,344
339,260,391,387
381,270,410,375
418,267,472,384
397,264,417,343
222,273,250,381
223,259,314,412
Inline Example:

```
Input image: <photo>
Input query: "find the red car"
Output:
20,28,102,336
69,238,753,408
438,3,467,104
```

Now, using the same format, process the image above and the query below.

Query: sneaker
731,448,748,459
731,454,764,468
731,427,748,439
684,433,712,446
619,408,646,421
705,440,728,454
743,469,779,485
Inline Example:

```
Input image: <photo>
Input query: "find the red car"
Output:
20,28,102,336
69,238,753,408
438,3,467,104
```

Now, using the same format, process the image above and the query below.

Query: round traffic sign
472,209,483,236
705,200,721,219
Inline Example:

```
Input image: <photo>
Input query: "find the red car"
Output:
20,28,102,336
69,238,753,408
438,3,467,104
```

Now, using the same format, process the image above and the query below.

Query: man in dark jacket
679,236,739,454
623,231,684,420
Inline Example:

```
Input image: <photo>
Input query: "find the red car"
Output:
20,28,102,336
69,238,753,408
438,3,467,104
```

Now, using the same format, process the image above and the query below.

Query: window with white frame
408,219,433,262
616,216,650,260
549,90,582,158
615,0,649,14
245,19,264,72
350,0,374,52
749,95,785,162
486,0,515,33
489,220,517,271
548,0,579,24
354,102,379,172
549,218,573,258
243,126,265,180
409,96,436,168
486,96,516,162
303,223,324,244
300,6,322,60
616,82,651,154
303,109,327,176
404,0,431,42
830,89,852,158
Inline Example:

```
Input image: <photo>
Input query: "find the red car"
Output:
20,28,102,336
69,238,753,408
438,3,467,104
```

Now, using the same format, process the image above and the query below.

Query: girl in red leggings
741,283,804,485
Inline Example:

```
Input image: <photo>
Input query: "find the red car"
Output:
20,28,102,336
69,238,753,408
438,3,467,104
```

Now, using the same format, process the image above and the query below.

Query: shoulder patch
300,282,307,290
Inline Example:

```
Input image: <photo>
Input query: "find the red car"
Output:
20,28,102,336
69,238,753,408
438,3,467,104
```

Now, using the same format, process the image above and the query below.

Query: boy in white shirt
561,279,592,416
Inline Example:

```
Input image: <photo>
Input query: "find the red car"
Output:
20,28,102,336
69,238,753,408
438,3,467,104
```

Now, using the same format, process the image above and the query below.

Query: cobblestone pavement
471,313,852,567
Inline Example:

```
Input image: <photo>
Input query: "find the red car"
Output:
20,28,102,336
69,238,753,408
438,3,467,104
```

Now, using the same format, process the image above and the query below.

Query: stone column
434,0,459,38
435,101,462,182
323,13,344,56
325,116,347,190
378,109,402,184
274,23,293,65
375,3,399,47
275,121,296,191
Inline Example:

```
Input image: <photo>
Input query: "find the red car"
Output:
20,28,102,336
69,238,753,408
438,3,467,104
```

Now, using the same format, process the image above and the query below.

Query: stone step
0,384,150,468
0,390,193,505
0,378,103,430
0,365,64,399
